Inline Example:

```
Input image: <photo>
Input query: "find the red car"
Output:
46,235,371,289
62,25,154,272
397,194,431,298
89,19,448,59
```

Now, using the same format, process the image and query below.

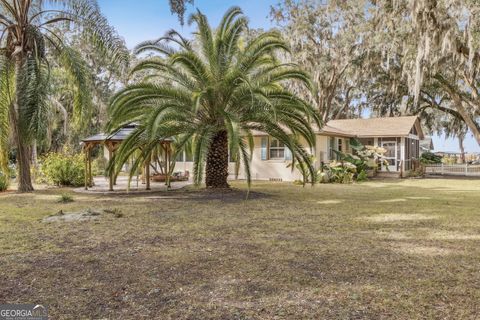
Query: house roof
321,116,424,139
250,116,424,139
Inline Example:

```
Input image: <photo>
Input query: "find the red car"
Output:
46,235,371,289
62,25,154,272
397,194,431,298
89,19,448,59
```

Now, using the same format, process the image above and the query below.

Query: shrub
0,172,9,192
324,161,356,184
58,193,74,203
357,170,368,182
420,152,442,164
40,152,86,187
406,168,424,178
93,156,108,176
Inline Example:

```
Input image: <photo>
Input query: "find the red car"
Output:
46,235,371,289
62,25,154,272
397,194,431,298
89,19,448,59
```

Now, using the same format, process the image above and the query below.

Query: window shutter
285,148,292,160
261,137,268,160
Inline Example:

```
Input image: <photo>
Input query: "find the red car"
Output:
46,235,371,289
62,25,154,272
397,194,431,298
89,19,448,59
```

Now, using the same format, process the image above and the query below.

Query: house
91,116,424,183
176,116,425,181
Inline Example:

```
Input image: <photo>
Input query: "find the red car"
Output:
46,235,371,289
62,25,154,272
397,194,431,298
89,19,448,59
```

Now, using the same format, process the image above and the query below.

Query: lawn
1,178,479,319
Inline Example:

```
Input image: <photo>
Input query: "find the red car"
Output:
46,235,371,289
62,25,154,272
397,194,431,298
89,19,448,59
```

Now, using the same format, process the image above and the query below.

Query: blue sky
97,0,479,153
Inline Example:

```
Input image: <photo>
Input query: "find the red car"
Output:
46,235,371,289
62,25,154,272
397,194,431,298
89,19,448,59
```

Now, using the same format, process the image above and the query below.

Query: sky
97,0,480,154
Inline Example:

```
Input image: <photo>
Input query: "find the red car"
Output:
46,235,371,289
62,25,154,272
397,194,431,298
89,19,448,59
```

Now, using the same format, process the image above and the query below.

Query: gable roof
321,116,424,139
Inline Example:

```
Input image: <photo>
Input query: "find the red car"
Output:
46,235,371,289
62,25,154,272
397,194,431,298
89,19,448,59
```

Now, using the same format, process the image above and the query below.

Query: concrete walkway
74,176,192,195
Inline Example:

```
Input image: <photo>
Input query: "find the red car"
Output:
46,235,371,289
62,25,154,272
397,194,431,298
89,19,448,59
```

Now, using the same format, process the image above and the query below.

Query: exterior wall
246,136,306,181
157,134,422,182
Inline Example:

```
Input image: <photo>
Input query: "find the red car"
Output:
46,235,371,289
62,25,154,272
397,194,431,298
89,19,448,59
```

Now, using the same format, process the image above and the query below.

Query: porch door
381,140,397,171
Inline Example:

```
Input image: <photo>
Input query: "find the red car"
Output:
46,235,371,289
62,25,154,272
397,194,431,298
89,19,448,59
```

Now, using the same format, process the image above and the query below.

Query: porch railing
424,164,480,177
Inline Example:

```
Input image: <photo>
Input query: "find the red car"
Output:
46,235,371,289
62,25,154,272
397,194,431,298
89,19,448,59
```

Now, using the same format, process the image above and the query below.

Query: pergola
81,124,173,191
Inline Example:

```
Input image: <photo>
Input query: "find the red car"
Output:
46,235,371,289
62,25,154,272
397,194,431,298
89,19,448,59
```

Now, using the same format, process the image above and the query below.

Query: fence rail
425,164,480,177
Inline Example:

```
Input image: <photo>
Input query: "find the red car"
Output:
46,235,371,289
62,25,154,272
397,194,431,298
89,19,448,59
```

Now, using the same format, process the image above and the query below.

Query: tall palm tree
107,7,321,188
0,0,128,192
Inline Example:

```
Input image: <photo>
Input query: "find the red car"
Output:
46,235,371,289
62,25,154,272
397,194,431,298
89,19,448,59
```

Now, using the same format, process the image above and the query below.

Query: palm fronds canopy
107,6,322,188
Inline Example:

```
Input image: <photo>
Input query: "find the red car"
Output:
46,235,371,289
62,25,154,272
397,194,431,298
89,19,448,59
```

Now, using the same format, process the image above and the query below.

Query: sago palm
107,7,321,188
0,0,127,192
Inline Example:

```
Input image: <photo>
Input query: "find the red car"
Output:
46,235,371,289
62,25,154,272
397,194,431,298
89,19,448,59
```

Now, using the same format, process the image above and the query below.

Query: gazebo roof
82,124,172,144
82,125,136,143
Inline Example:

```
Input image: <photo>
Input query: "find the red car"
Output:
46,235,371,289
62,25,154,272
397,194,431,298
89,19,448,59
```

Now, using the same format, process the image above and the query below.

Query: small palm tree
107,7,321,188
0,0,128,192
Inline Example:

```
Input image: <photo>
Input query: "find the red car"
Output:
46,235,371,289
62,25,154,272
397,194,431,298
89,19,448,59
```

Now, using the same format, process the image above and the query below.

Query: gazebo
81,124,173,191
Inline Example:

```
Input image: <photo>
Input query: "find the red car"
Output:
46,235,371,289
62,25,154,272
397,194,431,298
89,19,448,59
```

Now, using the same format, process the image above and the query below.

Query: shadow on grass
144,188,272,203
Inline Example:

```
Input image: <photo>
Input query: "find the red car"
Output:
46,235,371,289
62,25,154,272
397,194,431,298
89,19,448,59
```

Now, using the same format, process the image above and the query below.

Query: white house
175,116,424,181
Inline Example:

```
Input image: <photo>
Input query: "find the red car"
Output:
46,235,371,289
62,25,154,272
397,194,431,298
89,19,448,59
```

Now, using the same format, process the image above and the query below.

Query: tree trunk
459,135,466,164
10,109,34,192
453,100,480,146
12,57,34,192
438,78,480,146
205,130,229,188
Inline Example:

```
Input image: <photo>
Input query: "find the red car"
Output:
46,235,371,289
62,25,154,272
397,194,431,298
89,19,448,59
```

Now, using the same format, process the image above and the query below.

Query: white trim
408,134,419,140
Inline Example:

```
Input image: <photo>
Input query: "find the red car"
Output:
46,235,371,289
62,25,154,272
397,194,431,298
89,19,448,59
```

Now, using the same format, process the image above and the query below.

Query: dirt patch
406,196,432,200
42,208,122,223
376,198,407,203
393,243,454,256
317,200,343,204
363,213,437,223
376,231,410,240
427,231,480,240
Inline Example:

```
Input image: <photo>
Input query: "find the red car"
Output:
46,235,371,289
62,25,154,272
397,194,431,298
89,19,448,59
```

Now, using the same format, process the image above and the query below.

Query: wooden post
107,142,114,191
88,147,93,187
113,143,118,186
166,143,171,189
84,145,89,190
145,154,151,191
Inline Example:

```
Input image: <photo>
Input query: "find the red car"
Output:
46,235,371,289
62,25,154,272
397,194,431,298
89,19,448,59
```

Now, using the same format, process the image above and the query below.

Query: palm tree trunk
10,107,34,192
12,58,34,192
205,130,229,188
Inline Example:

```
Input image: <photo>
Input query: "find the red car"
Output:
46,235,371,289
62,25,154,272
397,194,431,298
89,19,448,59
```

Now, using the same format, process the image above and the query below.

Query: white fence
425,164,480,177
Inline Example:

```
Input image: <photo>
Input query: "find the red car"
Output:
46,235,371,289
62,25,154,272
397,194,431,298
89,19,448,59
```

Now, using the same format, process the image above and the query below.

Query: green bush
58,193,74,203
324,161,356,184
40,152,86,187
93,156,108,176
357,170,368,182
0,172,9,191
420,152,442,164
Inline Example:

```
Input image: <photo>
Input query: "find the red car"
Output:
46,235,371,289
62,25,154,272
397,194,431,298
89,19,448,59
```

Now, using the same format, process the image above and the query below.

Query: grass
57,192,74,203
0,178,479,319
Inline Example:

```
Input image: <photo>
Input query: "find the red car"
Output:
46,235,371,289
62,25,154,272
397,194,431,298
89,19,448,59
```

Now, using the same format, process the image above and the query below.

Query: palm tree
107,7,321,189
0,0,128,192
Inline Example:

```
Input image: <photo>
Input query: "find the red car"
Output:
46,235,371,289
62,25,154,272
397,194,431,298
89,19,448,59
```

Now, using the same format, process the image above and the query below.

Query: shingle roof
250,116,424,139
322,116,423,139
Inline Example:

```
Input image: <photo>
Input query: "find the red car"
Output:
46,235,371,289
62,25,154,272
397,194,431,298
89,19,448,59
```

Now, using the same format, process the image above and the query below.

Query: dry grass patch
363,213,437,222
392,243,454,256
0,179,480,319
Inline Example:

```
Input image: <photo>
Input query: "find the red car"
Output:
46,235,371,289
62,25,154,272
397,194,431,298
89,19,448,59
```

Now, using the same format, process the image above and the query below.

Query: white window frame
269,137,286,160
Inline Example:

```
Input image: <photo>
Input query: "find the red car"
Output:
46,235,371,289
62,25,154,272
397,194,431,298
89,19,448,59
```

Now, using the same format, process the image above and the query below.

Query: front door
381,141,397,171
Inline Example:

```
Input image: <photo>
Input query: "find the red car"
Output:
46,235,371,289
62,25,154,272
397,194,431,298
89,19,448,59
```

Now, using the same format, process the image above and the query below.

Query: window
338,139,343,152
269,138,285,159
